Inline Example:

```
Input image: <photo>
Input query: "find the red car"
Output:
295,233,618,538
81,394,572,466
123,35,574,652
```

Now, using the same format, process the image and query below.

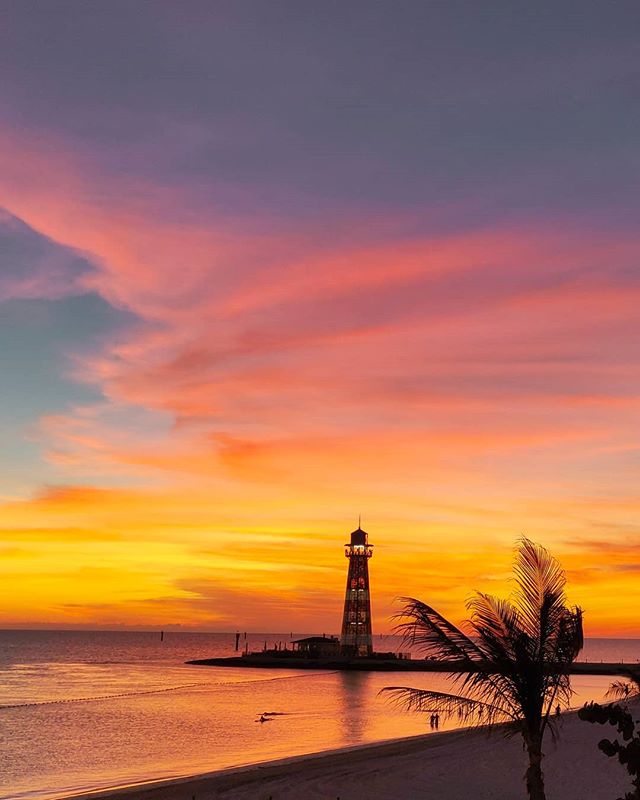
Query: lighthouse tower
340,525,373,657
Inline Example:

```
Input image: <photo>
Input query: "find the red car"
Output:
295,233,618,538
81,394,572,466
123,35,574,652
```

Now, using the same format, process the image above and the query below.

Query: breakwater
187,654,635,675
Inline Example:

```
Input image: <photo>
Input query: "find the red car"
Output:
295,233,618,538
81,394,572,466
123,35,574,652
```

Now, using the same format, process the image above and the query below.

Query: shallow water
1,631,637,800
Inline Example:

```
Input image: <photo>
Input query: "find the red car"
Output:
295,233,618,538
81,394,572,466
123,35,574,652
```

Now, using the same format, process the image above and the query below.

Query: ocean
1,631,638,800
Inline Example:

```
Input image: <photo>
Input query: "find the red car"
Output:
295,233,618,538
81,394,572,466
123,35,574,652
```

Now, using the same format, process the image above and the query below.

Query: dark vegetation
579,672,640,800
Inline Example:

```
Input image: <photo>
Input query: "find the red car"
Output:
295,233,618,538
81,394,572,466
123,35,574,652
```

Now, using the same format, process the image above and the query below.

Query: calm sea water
1,631,638,800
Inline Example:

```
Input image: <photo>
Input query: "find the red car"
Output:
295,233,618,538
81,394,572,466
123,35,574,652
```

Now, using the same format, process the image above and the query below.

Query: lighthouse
340,525,373,657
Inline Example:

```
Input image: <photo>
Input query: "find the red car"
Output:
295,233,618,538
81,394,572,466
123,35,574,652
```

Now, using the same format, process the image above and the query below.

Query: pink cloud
2,127,640,501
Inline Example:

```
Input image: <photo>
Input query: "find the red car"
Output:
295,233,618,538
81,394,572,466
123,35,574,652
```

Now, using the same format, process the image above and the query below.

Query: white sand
66,704,636,800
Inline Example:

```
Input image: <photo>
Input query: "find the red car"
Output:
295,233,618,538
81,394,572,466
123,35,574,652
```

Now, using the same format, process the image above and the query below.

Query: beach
68,704,636,800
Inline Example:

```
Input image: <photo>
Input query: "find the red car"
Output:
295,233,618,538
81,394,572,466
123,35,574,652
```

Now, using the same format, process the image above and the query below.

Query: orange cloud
1,128,639,635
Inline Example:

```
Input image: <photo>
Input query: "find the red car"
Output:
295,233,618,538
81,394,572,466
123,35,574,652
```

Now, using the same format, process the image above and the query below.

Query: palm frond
456,666,522,718
393,596,487,663
512,538,567,646
467,592,523,663
542,606,583,711
381,686,516,727
554,606,584,664
606,679,639,703
462,593,534,716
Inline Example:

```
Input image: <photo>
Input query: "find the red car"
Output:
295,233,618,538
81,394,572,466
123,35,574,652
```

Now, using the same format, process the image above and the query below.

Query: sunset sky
1,2,639,635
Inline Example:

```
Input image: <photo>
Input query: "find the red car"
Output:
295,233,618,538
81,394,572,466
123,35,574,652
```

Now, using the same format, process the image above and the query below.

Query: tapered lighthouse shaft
340,526,373,657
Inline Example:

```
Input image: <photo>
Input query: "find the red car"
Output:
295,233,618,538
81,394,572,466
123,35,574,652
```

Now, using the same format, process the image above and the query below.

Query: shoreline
57,727,482,800
58,704,634,800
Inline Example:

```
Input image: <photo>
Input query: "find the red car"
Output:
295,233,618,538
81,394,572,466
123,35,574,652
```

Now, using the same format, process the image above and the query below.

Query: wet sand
65,704,635,800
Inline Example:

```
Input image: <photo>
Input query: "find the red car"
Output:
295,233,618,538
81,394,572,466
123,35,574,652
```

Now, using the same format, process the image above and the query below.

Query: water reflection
337,671,372,745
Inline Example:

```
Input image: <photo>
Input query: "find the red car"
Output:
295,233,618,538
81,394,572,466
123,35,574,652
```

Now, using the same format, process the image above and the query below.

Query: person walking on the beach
434,712,440,729
429,713,434,728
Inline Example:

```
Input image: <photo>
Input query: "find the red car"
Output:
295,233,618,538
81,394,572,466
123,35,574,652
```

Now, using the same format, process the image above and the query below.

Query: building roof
292,636,339,644
348,526,371,547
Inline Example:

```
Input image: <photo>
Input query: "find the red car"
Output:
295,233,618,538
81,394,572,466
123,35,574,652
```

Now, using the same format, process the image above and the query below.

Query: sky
1,1,639,635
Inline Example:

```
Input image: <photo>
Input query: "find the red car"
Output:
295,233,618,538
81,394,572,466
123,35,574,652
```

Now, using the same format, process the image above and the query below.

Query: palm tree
383,538,583,800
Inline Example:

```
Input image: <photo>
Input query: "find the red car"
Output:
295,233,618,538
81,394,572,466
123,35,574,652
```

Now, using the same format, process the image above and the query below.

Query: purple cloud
0,209,95,301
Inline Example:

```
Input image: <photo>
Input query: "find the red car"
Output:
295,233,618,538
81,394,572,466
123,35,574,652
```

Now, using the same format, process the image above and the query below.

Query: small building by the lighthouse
340,525,374,657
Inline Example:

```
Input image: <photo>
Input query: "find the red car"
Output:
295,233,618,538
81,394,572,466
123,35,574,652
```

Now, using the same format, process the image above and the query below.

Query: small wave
0,681,215,711
0,670,337,711
213,670,338,688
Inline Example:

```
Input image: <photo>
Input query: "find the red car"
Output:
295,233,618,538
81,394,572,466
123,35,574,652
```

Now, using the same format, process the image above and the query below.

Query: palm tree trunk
525,735,546,800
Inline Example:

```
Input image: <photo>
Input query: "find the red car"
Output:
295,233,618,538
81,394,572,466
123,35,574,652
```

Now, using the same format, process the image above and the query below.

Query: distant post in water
340,524,373,657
